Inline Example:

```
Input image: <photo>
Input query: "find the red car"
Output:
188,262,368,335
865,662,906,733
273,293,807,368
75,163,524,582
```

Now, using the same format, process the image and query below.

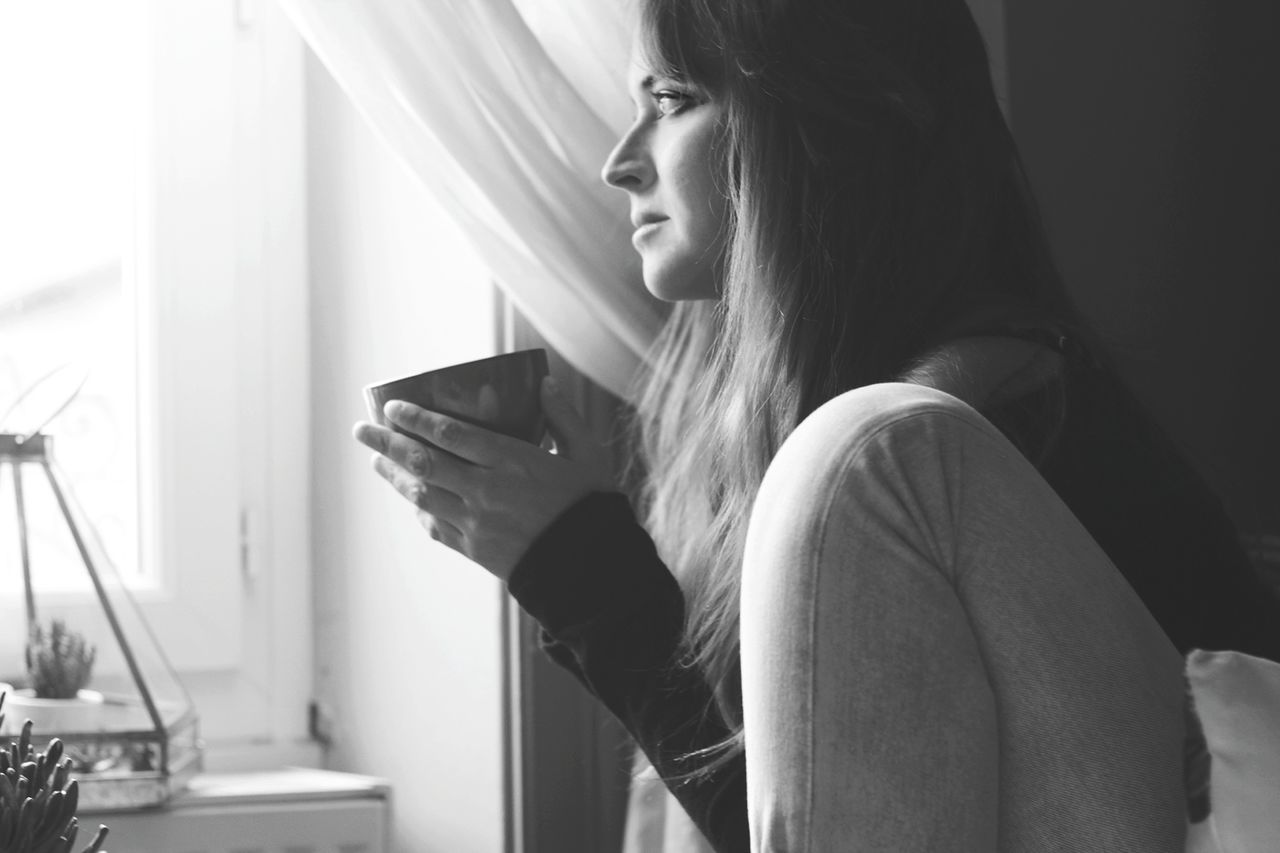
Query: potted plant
0,692,108,852
3,621,102,736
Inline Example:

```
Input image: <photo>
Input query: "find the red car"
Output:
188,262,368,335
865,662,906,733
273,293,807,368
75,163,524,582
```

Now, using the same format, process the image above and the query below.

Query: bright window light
0,1,147,592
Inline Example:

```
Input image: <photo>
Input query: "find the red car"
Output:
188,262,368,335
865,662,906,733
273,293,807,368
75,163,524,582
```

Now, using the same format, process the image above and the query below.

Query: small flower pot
1,688,106,735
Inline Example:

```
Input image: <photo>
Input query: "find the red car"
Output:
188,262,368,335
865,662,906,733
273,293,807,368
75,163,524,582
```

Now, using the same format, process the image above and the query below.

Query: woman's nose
601,128,652,191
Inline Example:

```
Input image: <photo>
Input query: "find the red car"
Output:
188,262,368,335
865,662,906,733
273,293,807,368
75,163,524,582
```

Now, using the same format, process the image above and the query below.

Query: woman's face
601,45,728,302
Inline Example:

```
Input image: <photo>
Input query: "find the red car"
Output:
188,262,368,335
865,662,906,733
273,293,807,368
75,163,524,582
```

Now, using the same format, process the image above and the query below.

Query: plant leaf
81,824,107,853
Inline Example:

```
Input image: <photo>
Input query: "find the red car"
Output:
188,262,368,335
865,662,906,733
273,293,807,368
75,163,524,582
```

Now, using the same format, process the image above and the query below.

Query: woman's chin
641,266,720,303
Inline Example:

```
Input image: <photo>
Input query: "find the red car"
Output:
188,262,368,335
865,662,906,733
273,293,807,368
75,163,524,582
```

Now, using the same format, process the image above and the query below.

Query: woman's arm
507,491,751,853
503,341,1068,853
353,378,749,849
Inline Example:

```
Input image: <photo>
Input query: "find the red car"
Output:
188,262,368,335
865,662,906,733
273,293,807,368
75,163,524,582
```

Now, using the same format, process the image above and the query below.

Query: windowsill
179,767,389,805
87,766,390,812
73,739,340,816
77,767,391,852
198,736,327,774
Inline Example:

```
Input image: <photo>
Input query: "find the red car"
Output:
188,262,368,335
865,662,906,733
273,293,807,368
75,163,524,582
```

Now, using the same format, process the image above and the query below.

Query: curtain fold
277,0,667,397
279,3,700,849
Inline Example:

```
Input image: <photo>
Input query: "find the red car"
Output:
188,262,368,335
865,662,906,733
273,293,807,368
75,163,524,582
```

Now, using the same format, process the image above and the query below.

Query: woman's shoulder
894,322,1088,469
897,335,1066,413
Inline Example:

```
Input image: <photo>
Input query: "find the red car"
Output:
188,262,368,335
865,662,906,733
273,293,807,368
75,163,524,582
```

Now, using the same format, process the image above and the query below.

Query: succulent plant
25,622,95,701
0,693,108,853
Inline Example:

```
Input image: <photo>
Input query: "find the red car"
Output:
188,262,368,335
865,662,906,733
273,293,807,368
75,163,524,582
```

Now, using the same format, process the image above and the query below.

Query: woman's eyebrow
630,71,694,104
626,74,659,109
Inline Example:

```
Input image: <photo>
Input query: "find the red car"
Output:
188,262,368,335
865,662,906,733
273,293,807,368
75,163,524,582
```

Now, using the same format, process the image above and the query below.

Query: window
0,5,144,594
0,0,313,762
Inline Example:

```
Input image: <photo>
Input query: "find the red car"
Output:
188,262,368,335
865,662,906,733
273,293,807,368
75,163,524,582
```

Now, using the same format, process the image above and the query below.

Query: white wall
304,48,506,853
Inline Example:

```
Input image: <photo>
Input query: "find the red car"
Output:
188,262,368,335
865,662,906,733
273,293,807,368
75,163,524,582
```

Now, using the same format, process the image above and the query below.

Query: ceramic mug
363,349,549,445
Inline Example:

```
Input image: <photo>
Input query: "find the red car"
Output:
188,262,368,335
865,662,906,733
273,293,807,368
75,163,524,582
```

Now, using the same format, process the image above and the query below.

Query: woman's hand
351,376,617,583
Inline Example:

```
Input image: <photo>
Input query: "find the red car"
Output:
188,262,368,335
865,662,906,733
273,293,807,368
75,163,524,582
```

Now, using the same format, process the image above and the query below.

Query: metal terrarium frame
0,365,201,808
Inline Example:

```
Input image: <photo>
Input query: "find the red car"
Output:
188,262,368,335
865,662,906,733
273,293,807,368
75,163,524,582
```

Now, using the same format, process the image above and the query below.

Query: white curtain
276,0,668,398
277,1,701,849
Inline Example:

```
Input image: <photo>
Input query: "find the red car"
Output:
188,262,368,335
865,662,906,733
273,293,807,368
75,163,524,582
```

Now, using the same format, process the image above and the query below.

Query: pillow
1184,649,1280,853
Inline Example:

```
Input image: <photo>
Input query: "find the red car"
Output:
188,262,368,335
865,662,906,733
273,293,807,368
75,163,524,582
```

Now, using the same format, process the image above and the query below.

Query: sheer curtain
277,0,706,849
276,0,668,398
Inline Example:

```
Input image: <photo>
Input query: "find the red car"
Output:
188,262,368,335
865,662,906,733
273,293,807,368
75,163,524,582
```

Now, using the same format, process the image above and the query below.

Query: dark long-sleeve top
506,348,1280,853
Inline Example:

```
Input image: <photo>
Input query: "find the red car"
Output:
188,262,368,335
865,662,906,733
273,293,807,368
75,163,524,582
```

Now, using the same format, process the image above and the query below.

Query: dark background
1008,1,1280,561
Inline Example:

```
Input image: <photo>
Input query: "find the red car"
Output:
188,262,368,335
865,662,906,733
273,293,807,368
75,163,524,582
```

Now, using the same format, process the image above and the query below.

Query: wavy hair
621,0,1086,782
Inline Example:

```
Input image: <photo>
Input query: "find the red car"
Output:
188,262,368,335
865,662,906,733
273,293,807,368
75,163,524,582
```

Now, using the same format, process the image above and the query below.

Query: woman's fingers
354,421,477,495
370,452,486,566
419,509,464,548
371,453,469,524
383,401,511,467
353,421,411,459
353,395,616,581
371,453,428,508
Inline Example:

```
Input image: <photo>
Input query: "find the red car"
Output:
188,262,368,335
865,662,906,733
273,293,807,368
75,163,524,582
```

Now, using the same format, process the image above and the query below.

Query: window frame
128,0,314,759
498,297,633,853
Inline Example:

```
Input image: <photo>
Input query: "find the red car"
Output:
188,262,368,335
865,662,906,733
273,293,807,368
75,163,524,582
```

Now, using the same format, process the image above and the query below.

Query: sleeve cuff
507,491,674,636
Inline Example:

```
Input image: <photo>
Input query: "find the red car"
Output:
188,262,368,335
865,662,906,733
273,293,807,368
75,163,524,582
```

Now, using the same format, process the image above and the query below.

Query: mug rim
363,347,547,394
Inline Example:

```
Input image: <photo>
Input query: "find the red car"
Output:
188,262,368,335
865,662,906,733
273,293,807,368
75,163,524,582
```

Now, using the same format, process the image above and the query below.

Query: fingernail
384,400,401,419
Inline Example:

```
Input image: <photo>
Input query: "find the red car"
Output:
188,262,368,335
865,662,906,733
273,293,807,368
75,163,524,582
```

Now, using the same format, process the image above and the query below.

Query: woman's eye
651,90,692,116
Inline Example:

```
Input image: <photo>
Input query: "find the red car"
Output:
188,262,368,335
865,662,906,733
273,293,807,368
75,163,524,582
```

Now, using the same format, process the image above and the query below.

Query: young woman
354,0,1280,849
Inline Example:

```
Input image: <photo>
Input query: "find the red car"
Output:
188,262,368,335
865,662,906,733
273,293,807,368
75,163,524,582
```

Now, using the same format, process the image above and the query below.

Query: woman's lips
632,219,666,247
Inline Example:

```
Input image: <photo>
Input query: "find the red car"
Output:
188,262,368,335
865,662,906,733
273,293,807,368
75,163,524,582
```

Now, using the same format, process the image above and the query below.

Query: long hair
622,0,1086,781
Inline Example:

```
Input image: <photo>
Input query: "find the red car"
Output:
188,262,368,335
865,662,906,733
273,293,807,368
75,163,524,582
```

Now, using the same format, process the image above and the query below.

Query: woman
353,0,1280,849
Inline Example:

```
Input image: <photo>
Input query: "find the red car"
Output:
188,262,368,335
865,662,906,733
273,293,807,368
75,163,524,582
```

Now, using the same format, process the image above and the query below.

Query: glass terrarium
0,371,201,809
